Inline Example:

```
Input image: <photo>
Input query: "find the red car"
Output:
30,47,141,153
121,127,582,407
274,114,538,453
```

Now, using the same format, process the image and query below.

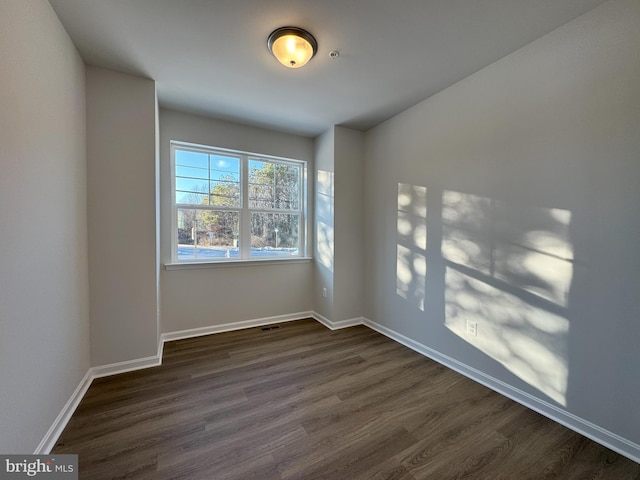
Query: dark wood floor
54,319,640,479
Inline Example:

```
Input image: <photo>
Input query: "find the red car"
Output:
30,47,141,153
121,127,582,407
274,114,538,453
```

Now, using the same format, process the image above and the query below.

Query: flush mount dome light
267,26,318,69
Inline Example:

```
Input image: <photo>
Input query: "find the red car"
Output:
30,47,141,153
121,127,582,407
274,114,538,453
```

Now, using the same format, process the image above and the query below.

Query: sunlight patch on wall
492,202,573,306
442,190,573,406
442,190,573,306
396,183,427,311
446,268,569,405
316,170,334,272
317,221,334,271
442,191,493,274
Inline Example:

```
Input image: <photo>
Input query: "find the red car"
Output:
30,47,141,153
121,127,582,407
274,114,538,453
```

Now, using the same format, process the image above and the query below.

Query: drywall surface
314,126,365,323
86,67,159,366
159,109,314,332
0,0,90,453
314,127,335,320
364,0,640,446
333,127,365,322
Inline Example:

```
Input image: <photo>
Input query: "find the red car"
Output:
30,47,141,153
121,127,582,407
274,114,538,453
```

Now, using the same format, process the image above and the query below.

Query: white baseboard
37,312,321,453
362,317,640,464
91,354,162,379
39,312,640,464
36,354,162,453
161,311,315,343
34,369,93,454
312,312,364,330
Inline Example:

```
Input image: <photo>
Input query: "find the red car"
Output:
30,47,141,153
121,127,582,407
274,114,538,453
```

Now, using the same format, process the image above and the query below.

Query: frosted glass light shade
268,27,318,69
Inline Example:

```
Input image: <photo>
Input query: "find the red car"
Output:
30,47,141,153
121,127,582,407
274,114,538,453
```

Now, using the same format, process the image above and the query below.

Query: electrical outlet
466,320,477,337
322,288,327,298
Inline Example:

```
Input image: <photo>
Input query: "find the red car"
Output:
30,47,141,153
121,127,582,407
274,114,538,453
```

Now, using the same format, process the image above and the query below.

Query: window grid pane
176,208,240,260
248,159,300,212
173,144,304,261
250,212,300,258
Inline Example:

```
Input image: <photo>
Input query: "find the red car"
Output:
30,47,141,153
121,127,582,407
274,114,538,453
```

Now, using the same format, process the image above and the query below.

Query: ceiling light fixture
267,27,318,69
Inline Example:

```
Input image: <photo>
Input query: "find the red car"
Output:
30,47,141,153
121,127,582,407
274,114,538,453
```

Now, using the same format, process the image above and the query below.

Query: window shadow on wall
397,183,428,311
317,170,334,272
396,185,574,406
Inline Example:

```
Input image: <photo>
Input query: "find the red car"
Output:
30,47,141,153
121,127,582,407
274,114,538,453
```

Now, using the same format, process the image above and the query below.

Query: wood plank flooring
53,319,640,479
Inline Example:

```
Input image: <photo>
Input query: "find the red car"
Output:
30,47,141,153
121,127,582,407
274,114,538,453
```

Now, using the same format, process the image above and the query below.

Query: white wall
334,127,364,322
155,94,162,348
86,67,159,365
364,0,640,450
159,109,314,333
314,128,335,319
314,126,365,323
0,0,90,453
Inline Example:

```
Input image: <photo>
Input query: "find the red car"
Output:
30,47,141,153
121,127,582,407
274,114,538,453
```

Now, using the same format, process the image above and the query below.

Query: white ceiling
49,0,607,137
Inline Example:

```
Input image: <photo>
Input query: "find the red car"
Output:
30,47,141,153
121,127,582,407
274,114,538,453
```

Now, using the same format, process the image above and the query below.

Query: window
171,141,306,263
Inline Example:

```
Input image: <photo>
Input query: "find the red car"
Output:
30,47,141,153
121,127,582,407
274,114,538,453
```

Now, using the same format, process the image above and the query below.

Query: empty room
1,0,639,478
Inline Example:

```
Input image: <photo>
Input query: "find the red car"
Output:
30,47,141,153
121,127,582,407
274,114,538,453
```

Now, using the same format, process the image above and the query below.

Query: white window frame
170,141,307,264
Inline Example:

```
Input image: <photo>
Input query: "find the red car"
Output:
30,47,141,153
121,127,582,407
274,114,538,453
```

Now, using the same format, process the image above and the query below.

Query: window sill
164,257,313,270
